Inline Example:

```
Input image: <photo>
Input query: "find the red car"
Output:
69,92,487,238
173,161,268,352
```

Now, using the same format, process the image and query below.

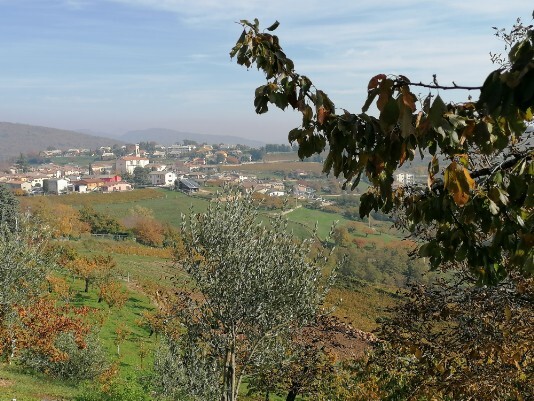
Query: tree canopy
232,17,534,400
155,191,335,401
0,184,20,233
0,189,92,367
231,16,534,284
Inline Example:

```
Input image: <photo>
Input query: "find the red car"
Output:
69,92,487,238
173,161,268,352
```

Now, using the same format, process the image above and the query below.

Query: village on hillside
0,141,422,200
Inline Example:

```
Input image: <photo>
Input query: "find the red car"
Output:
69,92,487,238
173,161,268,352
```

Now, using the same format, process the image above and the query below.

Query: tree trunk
231,347,237,401
84,278,89,292
286,389,298,401
222,341,237,401
9,336,16,365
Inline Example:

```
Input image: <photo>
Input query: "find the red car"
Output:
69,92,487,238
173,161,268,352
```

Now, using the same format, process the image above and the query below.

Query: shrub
19,332,108,380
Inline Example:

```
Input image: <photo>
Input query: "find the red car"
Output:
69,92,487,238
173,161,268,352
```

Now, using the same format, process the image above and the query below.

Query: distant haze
120,128,265,147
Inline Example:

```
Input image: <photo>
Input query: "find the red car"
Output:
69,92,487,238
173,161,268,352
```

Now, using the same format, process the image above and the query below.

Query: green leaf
428,95,447,128
456,242,468,261
359,192,377,218
478,71,503,113
302,105,313,126
362,87,379,113
488,199,500,215
497,188,509,206
525,184,534,208
507,174,526,201
265,21,280,31
399,99,415,138
230,30,246,58
419,242,434,257
270,92,289,110
458,154,469,168
380,97,399,126
254,85,269,114
288,128,304,143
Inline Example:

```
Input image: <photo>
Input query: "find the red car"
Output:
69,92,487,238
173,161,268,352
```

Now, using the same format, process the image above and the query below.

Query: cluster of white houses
1,144,196,194
395,173,415,185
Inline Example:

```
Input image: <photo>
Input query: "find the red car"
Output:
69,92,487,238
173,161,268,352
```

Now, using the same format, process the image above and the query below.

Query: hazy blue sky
0,0,530,142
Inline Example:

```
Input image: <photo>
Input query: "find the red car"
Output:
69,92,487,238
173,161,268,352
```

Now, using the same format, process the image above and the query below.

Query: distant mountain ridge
0,122,267,161
0,122,124,160
120,128,265,147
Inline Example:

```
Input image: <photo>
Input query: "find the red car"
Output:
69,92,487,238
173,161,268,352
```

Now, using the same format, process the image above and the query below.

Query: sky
0,1,531,142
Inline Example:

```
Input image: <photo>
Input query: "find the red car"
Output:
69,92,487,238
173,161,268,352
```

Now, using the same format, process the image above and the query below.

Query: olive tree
155,192,334,401
0,184,19,232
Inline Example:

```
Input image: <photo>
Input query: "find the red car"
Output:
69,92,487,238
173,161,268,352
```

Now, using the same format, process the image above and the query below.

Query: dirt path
279,204,302,215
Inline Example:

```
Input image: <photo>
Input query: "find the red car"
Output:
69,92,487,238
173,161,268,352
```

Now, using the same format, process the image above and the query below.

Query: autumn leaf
444,161,476,206
377,78,394,111
317,106,329,125
401,86,417,112
367,73,386,90
460,122,475,145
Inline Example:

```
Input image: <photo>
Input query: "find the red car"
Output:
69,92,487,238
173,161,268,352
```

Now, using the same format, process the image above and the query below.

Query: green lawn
0,363,80,401
94,189,209,228
284,207,349,240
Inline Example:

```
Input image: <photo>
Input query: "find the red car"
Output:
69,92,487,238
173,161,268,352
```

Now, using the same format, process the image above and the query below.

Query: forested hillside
0,122,123,159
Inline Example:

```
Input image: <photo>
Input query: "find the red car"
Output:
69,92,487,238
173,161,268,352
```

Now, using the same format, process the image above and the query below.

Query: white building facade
396,173,415,185
115,156,150,175
149,171,177,187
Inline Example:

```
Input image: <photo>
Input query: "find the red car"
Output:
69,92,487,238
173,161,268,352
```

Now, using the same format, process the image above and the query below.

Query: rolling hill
0,122,124,160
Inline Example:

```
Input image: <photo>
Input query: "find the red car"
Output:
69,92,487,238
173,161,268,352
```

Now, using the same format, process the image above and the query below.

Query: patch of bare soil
0,378,13,387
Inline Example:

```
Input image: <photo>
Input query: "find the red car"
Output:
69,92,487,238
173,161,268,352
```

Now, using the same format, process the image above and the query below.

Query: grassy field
284,206,399,244
70,237,177,288
0,364,80,401
20,189,209,229
93,190,210,228
284,207,348,239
